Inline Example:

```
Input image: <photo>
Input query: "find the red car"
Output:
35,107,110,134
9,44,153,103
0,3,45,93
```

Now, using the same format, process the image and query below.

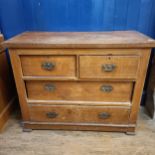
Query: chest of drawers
4,31,155,134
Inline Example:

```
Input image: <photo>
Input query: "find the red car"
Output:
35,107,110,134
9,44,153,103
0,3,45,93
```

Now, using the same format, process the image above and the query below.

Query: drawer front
80,56,140,79
20,55,76,77
26,81,133,102
29,105,130,124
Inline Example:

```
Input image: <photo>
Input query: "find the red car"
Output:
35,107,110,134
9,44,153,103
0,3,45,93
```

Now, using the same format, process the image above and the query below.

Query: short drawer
80,56,140,79
29,105,130,124
26,81,133,102
20,55,76,77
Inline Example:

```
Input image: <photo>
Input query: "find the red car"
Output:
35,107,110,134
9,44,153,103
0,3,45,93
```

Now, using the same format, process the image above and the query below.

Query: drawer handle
44,84,55,92
46,112,58,118
102,64,116,72
98,112,111,119
42,62,55,71
100,85,113,92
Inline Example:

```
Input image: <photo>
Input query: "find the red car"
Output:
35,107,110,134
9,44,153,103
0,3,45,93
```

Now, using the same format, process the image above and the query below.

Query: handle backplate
44,84,56,92
100,85,113,93
46,112,58,118
98,112,111,119
42,62,55,71
102,64,116,72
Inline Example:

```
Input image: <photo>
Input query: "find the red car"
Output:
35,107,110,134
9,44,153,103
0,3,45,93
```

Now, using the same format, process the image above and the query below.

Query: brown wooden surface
80,55,140,79
0,97,16,132
28,100,131,106
26,81,133,102
14,48,149,55
7,32,154,132
24,122,135,132
9,51,29,121
0,34,3,42
21,55,76,77
0,53,13,113
145,53,155,118
3,31,155,49
0,34,4,52
29,105,130,124
0,34,16,131
129,50,151,124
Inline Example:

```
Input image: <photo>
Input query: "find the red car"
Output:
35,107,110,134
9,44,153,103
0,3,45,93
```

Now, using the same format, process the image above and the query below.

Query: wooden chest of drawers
3,31,155,134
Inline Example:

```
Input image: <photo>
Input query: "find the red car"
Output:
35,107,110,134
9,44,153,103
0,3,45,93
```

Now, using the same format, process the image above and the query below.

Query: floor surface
0,107,155,155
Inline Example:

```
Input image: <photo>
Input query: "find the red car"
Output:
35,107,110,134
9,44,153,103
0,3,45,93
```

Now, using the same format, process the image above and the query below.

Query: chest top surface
3,31,155,49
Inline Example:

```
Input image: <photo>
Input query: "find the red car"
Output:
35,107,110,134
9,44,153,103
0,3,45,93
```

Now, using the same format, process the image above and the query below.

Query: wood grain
14,48,147,55
80,55,140,79
21,55,76,77
29,105,130,124
9,51,30,121
3,31,155,49
0,34,4,53
28,100,131,106
0,34,3,42
23,122,135,132
129,49,151,124
0,97,16,131
0,34,16,131
26,81,133,102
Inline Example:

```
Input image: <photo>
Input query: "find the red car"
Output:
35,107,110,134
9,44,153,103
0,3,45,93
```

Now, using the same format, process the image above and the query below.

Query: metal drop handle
98,112,111,119
102,64,116,72
42,62,55,71
100,85,113,93
44,84,56,92
46,112,58,118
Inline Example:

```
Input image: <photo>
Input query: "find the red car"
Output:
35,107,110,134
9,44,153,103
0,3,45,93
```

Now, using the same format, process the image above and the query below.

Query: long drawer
29,105,130,124
20,55,76,77
80,55,140,79
26,81,133,102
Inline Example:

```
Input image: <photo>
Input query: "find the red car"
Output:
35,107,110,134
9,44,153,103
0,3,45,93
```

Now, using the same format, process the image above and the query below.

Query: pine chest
4,31,155,134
